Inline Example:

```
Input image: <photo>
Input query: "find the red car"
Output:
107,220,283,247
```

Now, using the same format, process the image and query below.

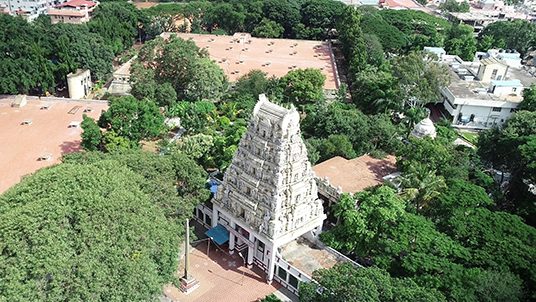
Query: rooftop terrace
161,32,338,90
313,155,397,194
0,96,107,193
442,55,535,104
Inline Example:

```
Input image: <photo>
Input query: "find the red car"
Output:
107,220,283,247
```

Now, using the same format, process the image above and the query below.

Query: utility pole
179,219,199,293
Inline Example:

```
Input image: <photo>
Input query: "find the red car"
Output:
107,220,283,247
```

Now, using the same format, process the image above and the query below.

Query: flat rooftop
442,55,535,105
280,238,340,277
0,96,107,193
313,155,397,194
161,32,338,90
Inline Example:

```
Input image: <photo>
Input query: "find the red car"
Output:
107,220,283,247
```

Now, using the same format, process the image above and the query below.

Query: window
256,241,265,261
513,87,517,92
289,274,299,289
491,69,498,79
492,107,502,112
277,267,287,280
205,215,211,226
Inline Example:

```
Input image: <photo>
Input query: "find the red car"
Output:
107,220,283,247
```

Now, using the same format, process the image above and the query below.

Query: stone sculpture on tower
211,94,325,283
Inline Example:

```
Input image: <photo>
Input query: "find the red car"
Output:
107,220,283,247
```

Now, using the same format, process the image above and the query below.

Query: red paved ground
0,96,107,193
163,241,280,302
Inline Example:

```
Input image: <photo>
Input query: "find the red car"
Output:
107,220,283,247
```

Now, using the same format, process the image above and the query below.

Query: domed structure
411,117,437,139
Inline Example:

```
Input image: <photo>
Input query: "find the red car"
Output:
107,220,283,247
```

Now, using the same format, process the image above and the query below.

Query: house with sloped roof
48,0,98,24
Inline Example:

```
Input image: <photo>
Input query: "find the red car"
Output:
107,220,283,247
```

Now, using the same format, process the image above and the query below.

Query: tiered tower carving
213,95,325,241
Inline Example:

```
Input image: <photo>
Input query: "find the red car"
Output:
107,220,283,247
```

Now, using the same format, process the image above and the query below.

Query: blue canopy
207,179,219,194
210,184,219,194
205,224,229,245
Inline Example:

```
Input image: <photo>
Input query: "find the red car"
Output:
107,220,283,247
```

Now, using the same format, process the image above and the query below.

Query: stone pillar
266,245,277,284
229,233,236,254
211,206,219,228
180,219,199,293
247,233,255,267
229,221,236,254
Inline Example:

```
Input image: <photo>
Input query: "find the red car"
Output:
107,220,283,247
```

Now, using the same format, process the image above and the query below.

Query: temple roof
411,118,437,139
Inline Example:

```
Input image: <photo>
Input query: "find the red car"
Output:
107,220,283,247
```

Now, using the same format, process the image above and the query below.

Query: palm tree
400,163,446,211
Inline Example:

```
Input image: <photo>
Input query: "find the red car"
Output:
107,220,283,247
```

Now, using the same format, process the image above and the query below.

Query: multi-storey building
47,0,97,24
427,49,536,129
0,0,66,21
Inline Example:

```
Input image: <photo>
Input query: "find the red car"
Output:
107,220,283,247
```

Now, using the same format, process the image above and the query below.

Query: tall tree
185,58,227,101
481,20,536,55
299,0,345,40
351,65,399,114
0,160,180,301
81,115,102,151
88,2,143,54
262,0,301,37
444,24,477,61
279,68,325,105
251,18,284,38
391,52,450,108
338,7,367,75
359,8,408,53
519,84,536,111
98,96,164,143
0,15,55,94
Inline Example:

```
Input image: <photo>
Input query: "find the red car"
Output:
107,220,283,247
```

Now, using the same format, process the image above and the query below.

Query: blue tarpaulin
205,224,229,245
208,179,219,194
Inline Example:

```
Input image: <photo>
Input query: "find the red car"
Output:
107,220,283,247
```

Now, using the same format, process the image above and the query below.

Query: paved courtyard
162,241,281,302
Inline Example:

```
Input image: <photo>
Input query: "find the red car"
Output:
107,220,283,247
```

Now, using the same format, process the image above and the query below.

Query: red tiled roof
381,0,422,9
57,0,96,8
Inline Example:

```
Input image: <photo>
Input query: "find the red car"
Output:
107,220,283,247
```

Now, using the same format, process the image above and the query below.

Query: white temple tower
211,94,326,283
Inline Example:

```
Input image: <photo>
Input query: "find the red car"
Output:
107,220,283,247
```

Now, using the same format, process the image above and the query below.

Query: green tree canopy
358,8,408,53
299,263,446,302
0,160,180,301
439,0,470,12
133,35,227,101
98,95,164,143
251,18,284,38
444,24,477,61
481,20,536,55
81,114,102,151
519,84,536,111
351,65,399,114
391,52,450,107
478,111,536,223
280,68,325,105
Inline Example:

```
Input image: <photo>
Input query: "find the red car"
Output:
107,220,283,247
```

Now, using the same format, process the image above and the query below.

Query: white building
433,52,535,129
476,49,523,69
0,0,67,21
67,69,91,99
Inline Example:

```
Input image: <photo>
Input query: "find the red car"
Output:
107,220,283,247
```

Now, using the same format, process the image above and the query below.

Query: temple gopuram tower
211,94,326,283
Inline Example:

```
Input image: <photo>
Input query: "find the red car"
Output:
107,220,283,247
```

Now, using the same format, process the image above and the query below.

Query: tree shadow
365,158,397,182
59,140,82,156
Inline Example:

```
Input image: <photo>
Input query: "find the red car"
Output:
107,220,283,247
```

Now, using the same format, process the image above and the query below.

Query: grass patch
459,131,479,144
